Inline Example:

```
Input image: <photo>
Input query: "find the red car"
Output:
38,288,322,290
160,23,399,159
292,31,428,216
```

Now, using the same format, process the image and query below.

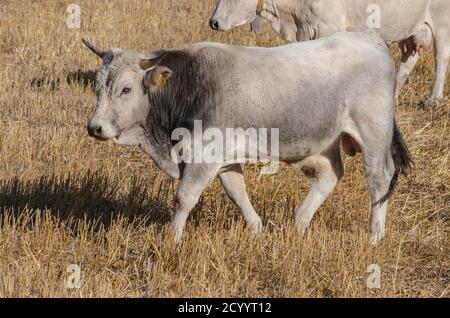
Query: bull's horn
139,50,167,70
82,38,106,59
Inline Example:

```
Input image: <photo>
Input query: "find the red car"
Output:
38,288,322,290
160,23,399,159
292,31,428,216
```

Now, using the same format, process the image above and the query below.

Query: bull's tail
375,120,413,205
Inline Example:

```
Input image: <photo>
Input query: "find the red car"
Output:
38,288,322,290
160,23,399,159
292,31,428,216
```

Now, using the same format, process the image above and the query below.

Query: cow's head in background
209,0,264,31
82,39,172,145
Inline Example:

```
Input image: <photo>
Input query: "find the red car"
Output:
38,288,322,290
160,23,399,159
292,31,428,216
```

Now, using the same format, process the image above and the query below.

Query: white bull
83,31,412,245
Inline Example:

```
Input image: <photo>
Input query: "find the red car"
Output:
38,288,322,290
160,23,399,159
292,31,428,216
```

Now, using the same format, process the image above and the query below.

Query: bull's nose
87,122,102,138
209,18,220,30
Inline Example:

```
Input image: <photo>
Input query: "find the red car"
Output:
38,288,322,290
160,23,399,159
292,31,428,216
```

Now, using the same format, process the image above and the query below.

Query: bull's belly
217,135,340,163
277,137,338,161
207,111,343,163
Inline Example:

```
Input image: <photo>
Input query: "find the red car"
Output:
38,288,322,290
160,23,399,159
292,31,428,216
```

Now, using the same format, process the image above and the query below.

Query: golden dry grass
0,0,448,297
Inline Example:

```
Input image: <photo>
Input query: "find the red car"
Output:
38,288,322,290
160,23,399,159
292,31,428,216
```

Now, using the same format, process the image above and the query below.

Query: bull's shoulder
178,42,238,55
170,42,242,64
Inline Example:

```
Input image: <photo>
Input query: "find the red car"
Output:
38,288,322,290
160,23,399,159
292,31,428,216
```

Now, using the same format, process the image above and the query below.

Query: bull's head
209,0,264,31
82,39,172,145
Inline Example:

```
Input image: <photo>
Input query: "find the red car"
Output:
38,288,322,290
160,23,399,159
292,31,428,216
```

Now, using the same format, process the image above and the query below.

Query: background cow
82,31,412,245
209,0,450,107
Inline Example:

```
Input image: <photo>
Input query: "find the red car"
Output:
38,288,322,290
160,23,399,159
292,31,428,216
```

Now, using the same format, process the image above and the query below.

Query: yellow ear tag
159,75,167,87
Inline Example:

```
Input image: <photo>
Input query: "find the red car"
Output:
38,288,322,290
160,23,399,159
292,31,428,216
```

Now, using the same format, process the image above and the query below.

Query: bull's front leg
170,163,220,243
140,138,181,179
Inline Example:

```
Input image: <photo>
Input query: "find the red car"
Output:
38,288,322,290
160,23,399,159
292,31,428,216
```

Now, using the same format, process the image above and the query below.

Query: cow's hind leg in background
219,164,263,233
396,24,434,100
425,25,450,107
396,40,421,100
292,140,344,234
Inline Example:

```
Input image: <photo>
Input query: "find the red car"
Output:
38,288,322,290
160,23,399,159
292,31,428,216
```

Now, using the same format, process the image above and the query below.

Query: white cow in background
209,0,450,107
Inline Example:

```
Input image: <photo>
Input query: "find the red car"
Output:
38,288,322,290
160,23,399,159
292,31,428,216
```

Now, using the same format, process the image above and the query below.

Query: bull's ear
82,39,106,59
143,66,173,89
139,50,167,70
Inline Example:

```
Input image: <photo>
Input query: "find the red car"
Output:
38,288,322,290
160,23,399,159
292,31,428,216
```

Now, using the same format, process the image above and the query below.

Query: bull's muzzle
209,18,220,30
87,121,105,140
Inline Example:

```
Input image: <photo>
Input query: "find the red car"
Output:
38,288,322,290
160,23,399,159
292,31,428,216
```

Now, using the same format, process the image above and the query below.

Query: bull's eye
121,87,131,95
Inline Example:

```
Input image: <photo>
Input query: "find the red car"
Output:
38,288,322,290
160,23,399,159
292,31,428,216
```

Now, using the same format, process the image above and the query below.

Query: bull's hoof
293,220,309,238
174,232,183,245
169,223,185,245
370,232,385,247
248,218,263,234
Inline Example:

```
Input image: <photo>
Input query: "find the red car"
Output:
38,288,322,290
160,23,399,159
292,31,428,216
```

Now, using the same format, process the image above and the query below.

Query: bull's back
209,33,393,123
195,33,395,150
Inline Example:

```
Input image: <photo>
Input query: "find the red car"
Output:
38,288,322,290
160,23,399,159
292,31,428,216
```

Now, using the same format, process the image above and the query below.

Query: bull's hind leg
219,164,262,232
293,141,344,234
360,140,396,246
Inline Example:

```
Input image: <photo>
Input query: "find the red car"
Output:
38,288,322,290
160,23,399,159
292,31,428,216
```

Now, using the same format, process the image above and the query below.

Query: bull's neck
141,107,181,180
260,0,317,42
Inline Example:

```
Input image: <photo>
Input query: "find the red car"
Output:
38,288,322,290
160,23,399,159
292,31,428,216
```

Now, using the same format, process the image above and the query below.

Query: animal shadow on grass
30,69,96,91
66,69,96,89
0,171,172,231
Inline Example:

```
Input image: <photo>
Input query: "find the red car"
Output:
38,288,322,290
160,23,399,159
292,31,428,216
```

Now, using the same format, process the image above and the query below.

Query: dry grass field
0,0,448,298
